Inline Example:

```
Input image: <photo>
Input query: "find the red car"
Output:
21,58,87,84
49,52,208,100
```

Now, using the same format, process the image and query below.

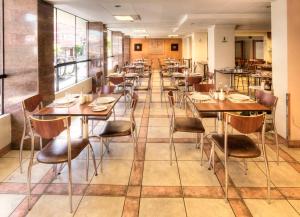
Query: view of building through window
54,8,89,91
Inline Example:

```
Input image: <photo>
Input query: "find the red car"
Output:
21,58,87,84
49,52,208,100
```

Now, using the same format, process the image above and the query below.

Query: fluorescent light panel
134,29,146,33
168,34,179,37
114,15,134,21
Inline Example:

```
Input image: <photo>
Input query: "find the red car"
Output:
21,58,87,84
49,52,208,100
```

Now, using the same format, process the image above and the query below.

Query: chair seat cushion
211,134,261,158
199,112,218,118
162,86,178,91
99,120,133,137
88,111,113,121
134,86,149,91
37,138,88,164
174,117,205,133
162,73,171,78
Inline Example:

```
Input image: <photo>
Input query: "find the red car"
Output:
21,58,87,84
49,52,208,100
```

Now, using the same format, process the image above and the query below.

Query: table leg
82,116,89,139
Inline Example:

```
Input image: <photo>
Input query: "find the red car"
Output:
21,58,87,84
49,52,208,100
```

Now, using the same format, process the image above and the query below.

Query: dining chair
134,71,152,102
168,91,206,165
87,85,116,135
255,90,279,164
194,83,218,131
98,92,138,171
108,76,131,112
210,113,270,202
28,116,98,213
94,71,103,92
20,94,44,173
160,71,178,104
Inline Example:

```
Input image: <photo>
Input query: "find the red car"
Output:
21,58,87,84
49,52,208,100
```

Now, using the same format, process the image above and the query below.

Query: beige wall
182,36,192,59
287,0,300,141
192,32,208,62
0,114,11,150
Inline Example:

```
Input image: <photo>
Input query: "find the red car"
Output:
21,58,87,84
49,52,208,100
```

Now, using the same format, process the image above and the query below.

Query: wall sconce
222,37,228,43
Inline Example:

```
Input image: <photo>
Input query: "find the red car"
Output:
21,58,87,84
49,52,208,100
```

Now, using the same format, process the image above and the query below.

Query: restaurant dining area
0,0,300,216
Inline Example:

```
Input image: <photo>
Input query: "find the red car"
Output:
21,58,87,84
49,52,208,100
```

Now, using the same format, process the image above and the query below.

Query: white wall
0,114,11,150
182,36,192,59
191,32,208,62
271,0,288,138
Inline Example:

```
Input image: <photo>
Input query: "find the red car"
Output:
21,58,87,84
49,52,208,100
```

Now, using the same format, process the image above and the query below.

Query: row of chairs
167,90,272,202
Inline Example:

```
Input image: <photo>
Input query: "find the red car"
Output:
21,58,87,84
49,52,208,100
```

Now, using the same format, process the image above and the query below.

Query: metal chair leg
85,145,90,181
19,132,26,174
100,137,104,173
200,133,204,166
89,142,98,176
27,137,35,211
39,136,43,151
262,143,271,203
224,153,228,201
67,160,73,213
274,131,279,165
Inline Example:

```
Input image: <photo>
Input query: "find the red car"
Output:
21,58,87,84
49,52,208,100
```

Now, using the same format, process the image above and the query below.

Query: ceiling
47,0,271,37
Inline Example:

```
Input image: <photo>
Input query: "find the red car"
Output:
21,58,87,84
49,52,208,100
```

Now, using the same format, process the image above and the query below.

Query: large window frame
0,0,5,114
54,8,91,92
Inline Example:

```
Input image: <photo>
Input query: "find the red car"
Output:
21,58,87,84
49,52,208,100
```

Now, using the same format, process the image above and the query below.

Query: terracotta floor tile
141,186,182,197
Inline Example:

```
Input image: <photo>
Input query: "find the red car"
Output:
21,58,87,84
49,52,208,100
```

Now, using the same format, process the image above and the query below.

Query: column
208,25,235,88
272,0,300,146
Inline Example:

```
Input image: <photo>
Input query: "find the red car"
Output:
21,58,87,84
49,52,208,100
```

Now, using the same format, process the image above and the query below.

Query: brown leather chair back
109,76,124,86
187,76,202,86
168,91,175,107
100,85,116,94
256,90,278,108
23,94,43,112
194,84,215,92
30,116,71,139
227,113,265,134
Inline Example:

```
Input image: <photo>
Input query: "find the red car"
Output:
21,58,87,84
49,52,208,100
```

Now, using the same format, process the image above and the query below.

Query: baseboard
0,144,11,157
288,140,300,148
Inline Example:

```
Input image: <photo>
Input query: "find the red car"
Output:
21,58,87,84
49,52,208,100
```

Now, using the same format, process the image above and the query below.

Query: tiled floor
1,71,300,217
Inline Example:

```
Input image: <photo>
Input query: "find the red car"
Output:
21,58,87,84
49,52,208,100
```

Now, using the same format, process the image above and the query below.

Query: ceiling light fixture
134,29,146,33
114,15,141,21
168,34,179,38
114,15,134,21
114,4,121,8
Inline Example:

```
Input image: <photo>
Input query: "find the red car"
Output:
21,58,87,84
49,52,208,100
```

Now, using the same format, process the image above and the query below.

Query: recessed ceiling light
168,34,178,38
134,29,146,33
114,15,134,21
115,4,121,8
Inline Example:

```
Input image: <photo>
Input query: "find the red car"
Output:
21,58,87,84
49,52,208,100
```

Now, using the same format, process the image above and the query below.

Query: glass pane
107,30,112,57
0,0,3,114
56,10,75,64
77,62,88,81
56,64,76,90
76,18,88,61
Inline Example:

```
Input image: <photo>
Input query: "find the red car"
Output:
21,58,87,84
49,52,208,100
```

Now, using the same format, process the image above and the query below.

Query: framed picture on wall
134,43,142,51
171,43,179,51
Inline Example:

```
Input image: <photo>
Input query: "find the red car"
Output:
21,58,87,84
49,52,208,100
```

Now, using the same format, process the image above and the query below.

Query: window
0,0,4,114
54,8,89,91
107,30,113,71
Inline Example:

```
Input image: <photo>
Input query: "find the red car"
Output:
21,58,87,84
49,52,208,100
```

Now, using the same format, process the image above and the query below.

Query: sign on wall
149,39,164,54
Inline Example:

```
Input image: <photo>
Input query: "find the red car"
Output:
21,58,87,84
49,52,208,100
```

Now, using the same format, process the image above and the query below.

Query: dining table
187,92,271,131
33,93,122,140
186,92,271,169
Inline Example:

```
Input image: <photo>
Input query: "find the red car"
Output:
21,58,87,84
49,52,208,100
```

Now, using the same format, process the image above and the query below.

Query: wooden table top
34,94,122,118
187,94,271,112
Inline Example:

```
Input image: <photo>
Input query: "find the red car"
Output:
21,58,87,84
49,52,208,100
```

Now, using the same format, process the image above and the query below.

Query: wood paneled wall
130,38,182,69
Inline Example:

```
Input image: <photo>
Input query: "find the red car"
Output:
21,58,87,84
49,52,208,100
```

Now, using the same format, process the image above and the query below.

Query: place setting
88,96,116,112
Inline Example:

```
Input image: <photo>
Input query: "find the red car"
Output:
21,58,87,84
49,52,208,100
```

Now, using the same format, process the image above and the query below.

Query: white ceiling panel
47,0,271,37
